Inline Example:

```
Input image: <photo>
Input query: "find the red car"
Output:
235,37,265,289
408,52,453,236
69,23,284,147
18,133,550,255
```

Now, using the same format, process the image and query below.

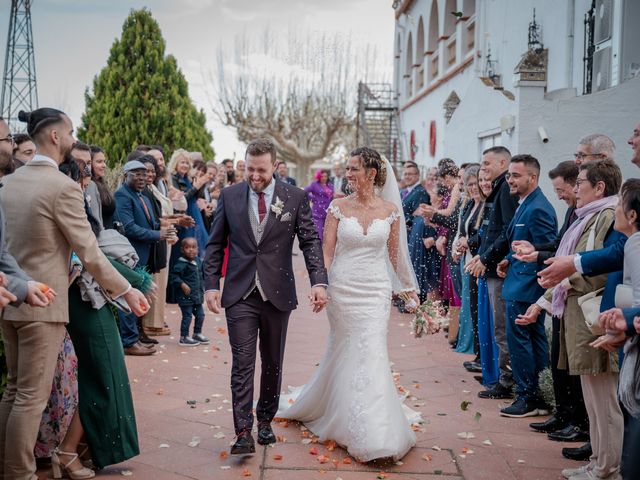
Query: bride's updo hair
349,146,386,188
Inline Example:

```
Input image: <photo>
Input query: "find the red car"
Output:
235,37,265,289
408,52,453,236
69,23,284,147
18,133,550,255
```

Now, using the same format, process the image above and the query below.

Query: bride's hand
403,291,420,313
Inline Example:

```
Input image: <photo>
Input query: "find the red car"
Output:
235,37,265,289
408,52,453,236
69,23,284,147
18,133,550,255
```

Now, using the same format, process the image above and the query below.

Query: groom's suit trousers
226,289,290,434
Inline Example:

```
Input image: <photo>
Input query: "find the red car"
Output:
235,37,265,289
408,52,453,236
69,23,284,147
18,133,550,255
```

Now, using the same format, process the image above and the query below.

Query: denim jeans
179,304,205,337
118,310,139,348
505,299,549,402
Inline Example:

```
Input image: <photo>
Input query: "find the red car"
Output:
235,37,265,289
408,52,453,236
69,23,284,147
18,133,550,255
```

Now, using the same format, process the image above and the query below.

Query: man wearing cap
115,160,175,355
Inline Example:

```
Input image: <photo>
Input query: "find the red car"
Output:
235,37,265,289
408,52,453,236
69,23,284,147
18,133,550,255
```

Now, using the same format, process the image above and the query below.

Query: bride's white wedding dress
278,203,422,462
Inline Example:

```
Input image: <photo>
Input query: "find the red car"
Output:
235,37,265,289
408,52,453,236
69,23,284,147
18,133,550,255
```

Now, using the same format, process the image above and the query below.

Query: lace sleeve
327,202,343,220
387,210,401,224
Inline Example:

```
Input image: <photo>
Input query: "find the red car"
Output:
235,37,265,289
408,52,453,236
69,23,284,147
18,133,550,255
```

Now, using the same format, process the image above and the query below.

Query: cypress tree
78,9,214,166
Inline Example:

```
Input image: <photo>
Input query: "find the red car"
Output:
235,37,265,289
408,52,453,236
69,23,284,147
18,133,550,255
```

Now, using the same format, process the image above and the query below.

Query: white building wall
394,0,640,202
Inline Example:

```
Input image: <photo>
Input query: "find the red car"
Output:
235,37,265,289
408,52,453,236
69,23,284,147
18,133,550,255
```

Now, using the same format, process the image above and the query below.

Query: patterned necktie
258,192,266,223
138,193,151,221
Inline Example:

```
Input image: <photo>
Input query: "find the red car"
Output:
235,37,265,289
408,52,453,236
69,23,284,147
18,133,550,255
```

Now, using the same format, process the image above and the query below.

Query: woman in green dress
52,160,153,479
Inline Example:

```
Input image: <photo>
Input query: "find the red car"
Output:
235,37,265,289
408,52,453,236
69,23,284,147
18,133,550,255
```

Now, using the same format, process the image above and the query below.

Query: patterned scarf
550,195,618,317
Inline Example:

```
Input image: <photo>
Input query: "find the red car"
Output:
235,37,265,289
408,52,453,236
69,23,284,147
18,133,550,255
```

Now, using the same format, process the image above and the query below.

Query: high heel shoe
77,442,95,469
51,449,95,479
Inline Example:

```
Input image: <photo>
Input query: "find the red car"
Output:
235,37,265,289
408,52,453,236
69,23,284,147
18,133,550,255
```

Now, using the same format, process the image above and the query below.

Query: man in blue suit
400,161,430,234
115,160,174,355
498,155,557,417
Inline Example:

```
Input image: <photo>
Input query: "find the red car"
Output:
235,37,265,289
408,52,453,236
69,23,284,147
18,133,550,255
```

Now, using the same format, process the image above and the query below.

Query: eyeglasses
0,134,14,144
574,152,605,160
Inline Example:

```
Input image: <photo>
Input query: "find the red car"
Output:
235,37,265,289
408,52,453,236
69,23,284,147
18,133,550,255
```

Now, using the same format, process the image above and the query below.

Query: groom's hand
309,286,328,313
205,290,222,314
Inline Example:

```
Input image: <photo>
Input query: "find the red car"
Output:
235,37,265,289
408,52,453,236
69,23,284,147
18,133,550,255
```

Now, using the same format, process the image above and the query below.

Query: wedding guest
467,146,517,400
170,237,209,346
71,143,102,230
408,192,440,303
304,170,333,241
169,149,209,256
594,179,640,480
330,162,347,197
522,160,624,480
400,161,430,235
277,161,296,186
139,155,175,338
498,155,557,418
55,154,153,477
0,127,15,178
422,159,461,344
474,171,500,386
453,165,484,357
89,146,116,229
573,133,616,165
12,133,36,169
115,160,174,355
0,108,148,479
422,166,438,198
515,161,590,443
236,159,246,177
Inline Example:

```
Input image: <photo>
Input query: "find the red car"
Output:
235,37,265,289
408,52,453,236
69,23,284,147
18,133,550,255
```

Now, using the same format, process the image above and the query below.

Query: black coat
203,180,328,311
478,172,518,277
170,256,204,305
459,199,483,257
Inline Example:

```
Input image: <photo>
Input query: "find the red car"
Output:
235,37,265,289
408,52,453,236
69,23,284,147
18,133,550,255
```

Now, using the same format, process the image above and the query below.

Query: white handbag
576,210,607,335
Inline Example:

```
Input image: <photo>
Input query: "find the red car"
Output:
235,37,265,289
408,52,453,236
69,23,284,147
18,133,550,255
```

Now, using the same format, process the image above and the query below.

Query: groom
204,138,328,455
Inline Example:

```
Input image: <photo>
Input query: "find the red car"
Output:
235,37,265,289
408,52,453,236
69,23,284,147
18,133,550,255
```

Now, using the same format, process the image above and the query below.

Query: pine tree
78,9,214,166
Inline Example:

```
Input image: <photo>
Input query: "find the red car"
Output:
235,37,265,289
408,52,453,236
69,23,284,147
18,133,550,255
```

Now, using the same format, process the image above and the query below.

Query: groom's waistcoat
203,180,327,312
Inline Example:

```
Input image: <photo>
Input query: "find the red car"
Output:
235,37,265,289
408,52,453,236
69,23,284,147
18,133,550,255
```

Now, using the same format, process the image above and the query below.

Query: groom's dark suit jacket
204,180,327,312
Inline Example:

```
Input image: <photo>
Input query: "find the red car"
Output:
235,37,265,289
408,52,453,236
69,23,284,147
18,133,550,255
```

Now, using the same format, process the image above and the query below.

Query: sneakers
499,397,550,418
478,383,514,399
193,333,210,344
179,336,200,346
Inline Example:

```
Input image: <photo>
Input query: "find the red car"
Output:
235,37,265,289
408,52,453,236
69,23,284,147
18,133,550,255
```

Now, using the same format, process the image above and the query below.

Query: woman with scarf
593,179,640,480
304,169,333,241
519,159,624,480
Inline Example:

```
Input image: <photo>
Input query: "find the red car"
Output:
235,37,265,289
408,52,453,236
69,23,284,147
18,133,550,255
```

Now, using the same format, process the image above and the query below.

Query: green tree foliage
78,9,213,166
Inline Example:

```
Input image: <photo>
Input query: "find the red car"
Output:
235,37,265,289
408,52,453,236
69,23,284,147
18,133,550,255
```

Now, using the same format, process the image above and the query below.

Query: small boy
170,237,209,346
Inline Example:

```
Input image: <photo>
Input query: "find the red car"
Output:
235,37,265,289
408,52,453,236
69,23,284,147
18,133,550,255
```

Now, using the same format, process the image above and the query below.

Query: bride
278,146,422,462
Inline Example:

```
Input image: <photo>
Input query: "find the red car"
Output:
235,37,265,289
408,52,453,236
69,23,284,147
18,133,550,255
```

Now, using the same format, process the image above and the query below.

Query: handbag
576,209,607,335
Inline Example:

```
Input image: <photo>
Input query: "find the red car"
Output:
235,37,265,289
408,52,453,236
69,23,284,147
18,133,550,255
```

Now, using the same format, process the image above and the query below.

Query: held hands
598,308,627,332
123,288,150,317
160,225,177,240
515,304,542,325
537,255,577,289
420,204,435,220
205,290,222,314
496,259,509,279
308,286,328,313
512,240,539,263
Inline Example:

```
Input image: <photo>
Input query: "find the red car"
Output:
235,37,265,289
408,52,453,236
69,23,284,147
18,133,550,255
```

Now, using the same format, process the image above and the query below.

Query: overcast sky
0,0,395,160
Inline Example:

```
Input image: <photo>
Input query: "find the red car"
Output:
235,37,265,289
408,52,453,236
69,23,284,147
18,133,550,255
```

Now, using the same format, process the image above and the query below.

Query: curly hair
349,146,387,187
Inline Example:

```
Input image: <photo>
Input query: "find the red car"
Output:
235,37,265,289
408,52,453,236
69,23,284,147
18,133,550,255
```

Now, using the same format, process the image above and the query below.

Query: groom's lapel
239,183,257,247
259,180,287,245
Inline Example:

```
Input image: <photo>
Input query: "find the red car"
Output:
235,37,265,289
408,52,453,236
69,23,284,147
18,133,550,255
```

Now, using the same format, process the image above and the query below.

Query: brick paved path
38,252,577,479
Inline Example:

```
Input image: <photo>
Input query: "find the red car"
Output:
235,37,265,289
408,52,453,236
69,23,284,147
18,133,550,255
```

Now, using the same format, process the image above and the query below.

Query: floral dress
34,332,78,458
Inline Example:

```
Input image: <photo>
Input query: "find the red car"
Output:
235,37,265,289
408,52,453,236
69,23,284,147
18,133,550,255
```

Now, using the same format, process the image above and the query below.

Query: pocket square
280,212,292,222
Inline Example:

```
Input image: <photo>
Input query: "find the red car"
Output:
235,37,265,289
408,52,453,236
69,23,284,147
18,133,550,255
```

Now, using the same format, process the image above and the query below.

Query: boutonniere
271,197,285,217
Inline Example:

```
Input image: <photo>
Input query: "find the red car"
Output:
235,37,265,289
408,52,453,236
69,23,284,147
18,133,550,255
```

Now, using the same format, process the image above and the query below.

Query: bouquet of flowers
410,299,445,338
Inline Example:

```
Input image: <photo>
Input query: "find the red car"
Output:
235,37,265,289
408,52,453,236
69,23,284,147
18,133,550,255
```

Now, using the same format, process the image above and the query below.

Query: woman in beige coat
519,159,623,480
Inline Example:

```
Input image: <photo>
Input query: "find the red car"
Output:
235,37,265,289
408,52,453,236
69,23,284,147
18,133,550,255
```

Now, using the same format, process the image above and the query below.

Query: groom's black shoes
257,423,276,446
231,430,255,455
